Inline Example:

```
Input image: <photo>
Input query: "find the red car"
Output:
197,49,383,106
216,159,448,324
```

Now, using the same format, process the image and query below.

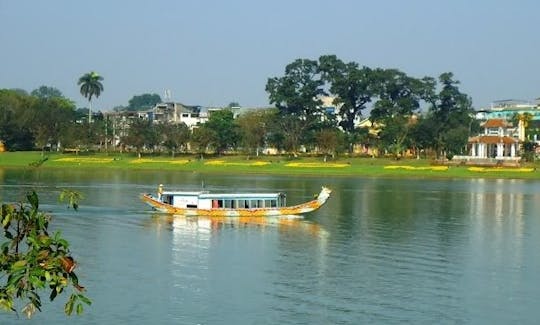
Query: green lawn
0,151,538,179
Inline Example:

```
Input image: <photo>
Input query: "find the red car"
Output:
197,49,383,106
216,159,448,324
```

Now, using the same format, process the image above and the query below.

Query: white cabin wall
172,196,199,208
198,199,212,209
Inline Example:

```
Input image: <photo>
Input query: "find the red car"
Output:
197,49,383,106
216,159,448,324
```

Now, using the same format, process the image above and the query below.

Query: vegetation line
0,152,538,179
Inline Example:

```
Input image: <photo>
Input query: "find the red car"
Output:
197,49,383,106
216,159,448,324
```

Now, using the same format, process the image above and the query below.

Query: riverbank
0,151,538,179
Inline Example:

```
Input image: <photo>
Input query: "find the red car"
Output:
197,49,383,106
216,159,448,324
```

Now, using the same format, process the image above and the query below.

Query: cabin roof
162,191,284,199
162,191,208,196
200,193,283,199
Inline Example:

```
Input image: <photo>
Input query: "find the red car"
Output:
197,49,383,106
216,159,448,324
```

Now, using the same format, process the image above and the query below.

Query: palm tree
78,71,104,123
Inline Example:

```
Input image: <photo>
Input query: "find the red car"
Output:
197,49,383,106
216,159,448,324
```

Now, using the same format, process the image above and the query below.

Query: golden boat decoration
141,185,331,217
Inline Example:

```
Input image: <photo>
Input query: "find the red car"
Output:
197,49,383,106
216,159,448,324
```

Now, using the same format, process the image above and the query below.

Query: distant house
464,119,520,161
151,102,205,128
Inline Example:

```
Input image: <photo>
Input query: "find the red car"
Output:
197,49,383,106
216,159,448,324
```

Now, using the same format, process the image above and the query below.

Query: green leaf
12,260,27,270
77,294,92,306
64,295,74,315
76,303,83,315
57,239,69,248
49,288,58,301
27,191,39,210
7,272,25,288
1,211,11,227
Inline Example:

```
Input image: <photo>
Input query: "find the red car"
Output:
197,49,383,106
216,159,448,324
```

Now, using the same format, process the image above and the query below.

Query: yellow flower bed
130,159,189,164
54,157,114,163
204,160,270,166
285,162,349,168
468,167,535,172
383,165,449,171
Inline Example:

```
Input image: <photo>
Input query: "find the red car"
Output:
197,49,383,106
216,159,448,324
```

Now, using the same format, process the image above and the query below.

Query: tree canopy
127,93,161,111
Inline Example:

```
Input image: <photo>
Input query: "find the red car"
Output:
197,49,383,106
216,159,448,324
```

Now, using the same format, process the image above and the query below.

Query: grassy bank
0,151,539,179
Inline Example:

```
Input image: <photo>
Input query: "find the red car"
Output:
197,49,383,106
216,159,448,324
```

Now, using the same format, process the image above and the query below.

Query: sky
1,0,539,111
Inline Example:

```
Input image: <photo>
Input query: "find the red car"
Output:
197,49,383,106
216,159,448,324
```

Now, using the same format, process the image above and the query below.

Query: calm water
0,168,539,324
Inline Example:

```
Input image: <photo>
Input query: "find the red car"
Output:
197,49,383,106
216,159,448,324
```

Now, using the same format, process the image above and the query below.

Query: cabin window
212,200,224,208
163,195,173,205
238,199,248,208
250,200,263,208
224,200,232,208
182,113,189,117
265,199,277,208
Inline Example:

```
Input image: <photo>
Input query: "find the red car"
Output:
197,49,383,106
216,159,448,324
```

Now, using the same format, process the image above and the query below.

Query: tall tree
370,69,432,158
266,58,325,153
77,72,104,123
429,72,474,159
318,55,375,152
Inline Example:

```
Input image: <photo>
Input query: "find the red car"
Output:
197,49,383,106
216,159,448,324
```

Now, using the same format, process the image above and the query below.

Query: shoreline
0,151,539,180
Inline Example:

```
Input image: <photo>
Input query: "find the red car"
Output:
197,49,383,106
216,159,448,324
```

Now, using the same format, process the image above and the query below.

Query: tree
31,86,64,100
315,128,344,161
266,58,325,153
191,126,215,159
369,69,432,158
127,94,161,111
429,72,474,159
204,109,239,154
227,102,240,108
0,89,35,150
159,122,190,157
78,72,104,123
0,190,90,318
409,115,438,158
31,97,76,154
318,55,375,152
236,109,275,156
122,119,157,158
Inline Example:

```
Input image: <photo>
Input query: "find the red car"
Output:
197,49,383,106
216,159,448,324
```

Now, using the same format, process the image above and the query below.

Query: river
1,168,539,324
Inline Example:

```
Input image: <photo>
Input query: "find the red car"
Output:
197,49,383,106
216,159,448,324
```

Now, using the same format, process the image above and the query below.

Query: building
151,102,205,128
466,119,519,160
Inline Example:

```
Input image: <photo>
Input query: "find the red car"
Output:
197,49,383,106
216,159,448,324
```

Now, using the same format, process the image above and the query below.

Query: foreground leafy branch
0,191,90,318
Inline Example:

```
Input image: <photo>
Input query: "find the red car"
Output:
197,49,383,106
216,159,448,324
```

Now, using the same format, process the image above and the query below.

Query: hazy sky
1,0,539,110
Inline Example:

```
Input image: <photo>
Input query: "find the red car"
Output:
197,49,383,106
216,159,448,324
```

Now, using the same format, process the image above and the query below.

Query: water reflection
146,214,328,239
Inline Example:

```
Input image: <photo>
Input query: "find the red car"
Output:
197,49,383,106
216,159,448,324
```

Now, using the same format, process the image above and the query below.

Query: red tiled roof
468,135,518,145
482,119,510,128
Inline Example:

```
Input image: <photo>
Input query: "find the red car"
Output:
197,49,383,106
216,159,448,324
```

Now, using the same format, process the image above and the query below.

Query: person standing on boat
158,184,163,201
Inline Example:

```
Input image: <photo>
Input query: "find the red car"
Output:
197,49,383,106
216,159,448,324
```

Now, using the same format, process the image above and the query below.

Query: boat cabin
159,191,287,209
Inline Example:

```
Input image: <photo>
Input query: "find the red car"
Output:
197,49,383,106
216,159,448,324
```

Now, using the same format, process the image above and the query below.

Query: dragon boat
141,185,331,217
